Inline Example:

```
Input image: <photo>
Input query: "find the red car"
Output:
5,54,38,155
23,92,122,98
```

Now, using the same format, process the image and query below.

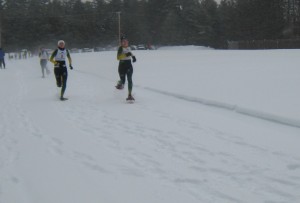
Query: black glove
132,56,136,63
125,52,132,57
70,65,73,70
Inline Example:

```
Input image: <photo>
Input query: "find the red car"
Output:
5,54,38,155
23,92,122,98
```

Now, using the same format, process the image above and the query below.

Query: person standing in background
0,48,6,69
39,47,49,78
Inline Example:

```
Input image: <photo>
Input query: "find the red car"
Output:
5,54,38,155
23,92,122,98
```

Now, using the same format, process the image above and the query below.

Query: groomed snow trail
0,50,300,203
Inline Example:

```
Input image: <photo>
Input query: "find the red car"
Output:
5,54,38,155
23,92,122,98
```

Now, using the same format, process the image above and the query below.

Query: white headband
58,40,65,45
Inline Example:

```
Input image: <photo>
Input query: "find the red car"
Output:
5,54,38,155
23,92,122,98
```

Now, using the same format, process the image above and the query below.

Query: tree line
0,0,299,51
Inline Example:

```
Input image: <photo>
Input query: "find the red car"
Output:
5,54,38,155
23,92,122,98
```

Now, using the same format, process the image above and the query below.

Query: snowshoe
60,97,68,101
126,95,135,103
115,84,124,90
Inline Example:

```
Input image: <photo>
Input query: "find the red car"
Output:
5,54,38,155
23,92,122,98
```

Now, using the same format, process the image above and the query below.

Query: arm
67,50,73,69
67,50,72,65
49,49,58,64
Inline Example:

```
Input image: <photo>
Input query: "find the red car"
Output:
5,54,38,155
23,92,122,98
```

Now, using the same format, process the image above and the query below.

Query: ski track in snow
1,51,300,203
141,84,300,129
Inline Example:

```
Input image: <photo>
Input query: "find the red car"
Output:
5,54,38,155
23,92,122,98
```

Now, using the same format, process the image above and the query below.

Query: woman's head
58,40,65,48
120,36,129,47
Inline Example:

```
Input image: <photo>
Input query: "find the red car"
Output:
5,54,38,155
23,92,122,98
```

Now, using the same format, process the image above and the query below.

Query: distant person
115,36,137,101
39,47,50,78
49,40,73,101
0,48,5,69
8,53,13,60
22,50,27,59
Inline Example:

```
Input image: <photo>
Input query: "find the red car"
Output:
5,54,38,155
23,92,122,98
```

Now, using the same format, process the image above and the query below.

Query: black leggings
54,66,68,97
0,59,5,68
118,60,133,93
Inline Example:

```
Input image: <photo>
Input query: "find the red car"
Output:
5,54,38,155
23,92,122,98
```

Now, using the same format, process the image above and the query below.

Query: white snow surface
0,47,300,203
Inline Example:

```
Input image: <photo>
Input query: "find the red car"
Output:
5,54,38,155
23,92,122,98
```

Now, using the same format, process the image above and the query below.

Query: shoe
115,84,124,89
60,97,68,101
126,94,135,101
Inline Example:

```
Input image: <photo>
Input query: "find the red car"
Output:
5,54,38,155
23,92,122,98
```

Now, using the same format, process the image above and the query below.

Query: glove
125,52,132,57
70,65,73,70
132,56,136,63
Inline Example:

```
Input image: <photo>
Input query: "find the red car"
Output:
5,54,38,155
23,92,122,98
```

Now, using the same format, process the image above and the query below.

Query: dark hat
120,35,127,41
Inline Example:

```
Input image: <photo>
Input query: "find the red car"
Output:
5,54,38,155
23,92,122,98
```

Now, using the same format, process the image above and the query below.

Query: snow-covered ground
0,47,300,203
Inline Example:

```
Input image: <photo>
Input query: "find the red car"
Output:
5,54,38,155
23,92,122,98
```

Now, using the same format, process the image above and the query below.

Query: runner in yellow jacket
116,36,136,101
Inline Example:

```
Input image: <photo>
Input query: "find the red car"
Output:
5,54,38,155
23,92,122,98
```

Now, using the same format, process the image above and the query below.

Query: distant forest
0,0,300,51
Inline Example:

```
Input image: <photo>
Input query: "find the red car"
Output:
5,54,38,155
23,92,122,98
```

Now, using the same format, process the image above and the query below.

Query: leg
118,64,126,85
41,66,45,77
126,67,133,95
41,60,46,77
116,63,126,89
60,68,68,98
54,68,62,87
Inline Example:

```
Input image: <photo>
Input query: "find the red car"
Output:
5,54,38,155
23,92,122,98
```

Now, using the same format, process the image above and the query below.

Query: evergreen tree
145,0,169,44
235,0,285,40
92,0,109,46
2,0,30,50
121,0,149,45
159,0,184,45
178,0,201,44
67,0,87,47
218,0,239,41
197,0,218,46
0,0,297,50
26,0,52,48
0,0,3,48
0,0,4,11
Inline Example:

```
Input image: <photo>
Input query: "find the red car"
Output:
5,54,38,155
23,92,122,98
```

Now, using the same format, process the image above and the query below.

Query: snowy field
0,46,300,203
